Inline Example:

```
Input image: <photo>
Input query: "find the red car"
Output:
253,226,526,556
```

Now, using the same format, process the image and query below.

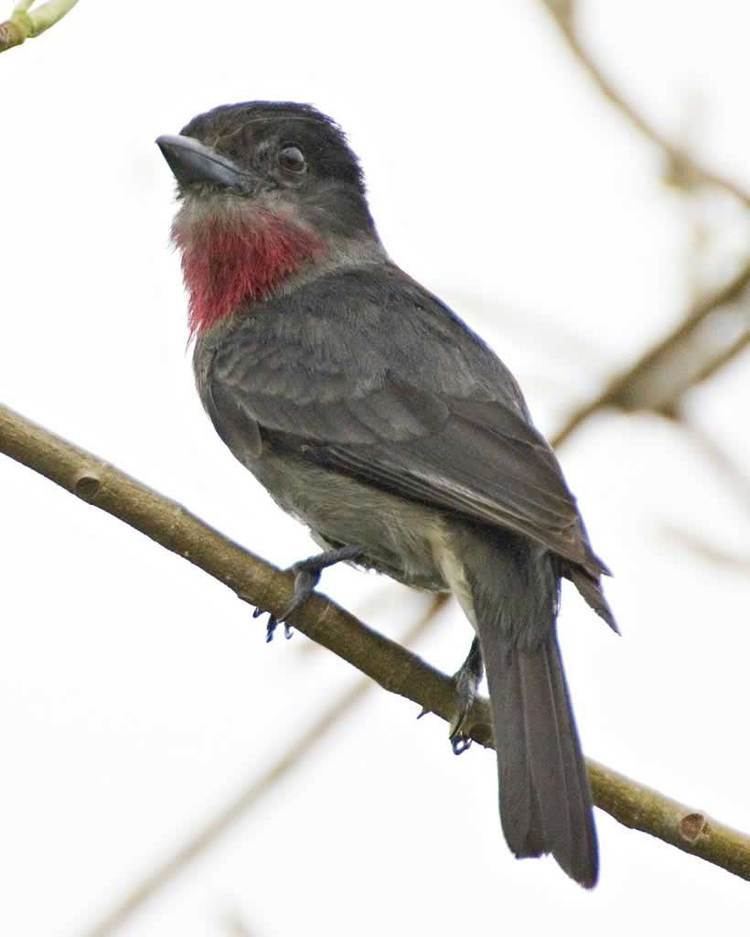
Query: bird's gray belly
247,448,449,592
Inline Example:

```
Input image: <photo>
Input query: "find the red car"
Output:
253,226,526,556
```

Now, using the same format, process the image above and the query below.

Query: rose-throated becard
157,102,616,888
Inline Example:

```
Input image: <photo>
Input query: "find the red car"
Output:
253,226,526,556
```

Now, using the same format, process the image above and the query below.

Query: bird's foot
263,611,294,643
449,636,483,755
250,606,289,643
261,545,363,643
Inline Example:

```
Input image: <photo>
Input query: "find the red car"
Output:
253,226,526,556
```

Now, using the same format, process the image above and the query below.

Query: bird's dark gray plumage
158,101,616,888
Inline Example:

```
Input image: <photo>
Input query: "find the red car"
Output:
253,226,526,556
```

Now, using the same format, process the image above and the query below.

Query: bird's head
157,101,381,335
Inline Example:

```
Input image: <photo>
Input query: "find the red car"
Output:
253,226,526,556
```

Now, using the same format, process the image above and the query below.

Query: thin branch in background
0,0,77,52
538,0,750,207
1,403,750,891
82,595,448,937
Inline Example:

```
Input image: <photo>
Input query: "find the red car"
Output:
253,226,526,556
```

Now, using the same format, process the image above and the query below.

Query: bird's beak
156,134,251,191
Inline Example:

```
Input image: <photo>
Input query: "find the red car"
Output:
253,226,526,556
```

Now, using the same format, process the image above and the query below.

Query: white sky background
1,0,750,933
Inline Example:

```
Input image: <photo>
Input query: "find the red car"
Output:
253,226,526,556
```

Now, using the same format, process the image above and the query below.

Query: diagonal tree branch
2,402,750,884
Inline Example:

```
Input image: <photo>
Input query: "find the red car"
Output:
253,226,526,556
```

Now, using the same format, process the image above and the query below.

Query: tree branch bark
2,401,750,882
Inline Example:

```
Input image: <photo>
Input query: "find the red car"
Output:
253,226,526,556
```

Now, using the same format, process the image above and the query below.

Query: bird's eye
278,145,306,174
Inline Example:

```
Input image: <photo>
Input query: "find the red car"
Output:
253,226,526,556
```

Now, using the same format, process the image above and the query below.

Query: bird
157,101,616,888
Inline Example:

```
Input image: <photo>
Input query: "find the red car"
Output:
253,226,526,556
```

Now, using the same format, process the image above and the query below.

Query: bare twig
82,595,447,937
0,0,78,52
2,402,750,888
538,0,750,206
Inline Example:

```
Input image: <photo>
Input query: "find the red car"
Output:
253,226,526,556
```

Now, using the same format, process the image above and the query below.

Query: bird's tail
455,529,598,887
480,628,598,887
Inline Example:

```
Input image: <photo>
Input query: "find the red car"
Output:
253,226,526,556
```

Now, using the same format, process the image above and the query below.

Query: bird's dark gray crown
180,101,365,192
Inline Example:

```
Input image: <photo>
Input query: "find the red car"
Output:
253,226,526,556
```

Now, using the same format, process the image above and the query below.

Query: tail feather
481,630,598,887
445,527,601,887
492,649,544,856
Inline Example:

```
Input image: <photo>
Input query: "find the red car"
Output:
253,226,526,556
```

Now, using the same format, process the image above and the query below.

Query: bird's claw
250,606,279,641
415,701,470,748
263,612,295,643
450,733,473,756
258,563,323,643
448,637,483,755
264,614,278,642
448,700,474,755
256,546,363,644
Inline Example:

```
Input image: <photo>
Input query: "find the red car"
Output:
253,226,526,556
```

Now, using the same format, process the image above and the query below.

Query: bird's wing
206,266,608,578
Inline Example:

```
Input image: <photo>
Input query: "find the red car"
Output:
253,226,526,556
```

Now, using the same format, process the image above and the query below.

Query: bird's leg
265,545,364,642
449,636,484,755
